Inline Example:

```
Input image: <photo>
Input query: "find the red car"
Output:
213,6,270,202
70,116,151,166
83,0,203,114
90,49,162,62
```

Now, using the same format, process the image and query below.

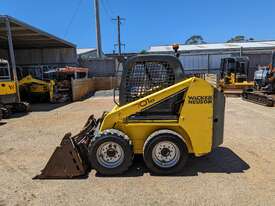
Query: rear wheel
89,130,133,175
143,130,188,175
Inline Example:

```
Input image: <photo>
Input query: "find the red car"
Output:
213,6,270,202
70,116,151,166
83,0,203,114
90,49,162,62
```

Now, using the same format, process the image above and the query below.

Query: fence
71,77,120,101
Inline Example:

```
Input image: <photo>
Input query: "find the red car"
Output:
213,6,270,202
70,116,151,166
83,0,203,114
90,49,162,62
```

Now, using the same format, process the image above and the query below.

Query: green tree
227,35,255,43
140,49,147,54
185,35,206,45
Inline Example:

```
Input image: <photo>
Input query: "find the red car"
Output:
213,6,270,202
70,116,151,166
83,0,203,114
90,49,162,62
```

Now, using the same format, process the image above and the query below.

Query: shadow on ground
30,102,70,112
96,147,250,178
0,103,69,119
30,92,97,112
0,122,7,126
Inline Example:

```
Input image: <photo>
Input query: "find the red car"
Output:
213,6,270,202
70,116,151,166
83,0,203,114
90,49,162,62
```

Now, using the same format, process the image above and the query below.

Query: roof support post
5,17,20,102
94,0,103,58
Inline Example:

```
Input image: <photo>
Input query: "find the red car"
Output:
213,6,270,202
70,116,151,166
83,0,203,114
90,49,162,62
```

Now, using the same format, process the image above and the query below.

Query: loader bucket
34,115,98,179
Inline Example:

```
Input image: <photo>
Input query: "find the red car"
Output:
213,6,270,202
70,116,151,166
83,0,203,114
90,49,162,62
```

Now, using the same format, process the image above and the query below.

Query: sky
1,0,275,53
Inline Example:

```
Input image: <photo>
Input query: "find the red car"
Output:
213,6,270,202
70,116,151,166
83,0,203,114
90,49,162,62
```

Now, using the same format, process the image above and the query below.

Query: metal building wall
0,48,77,80
79,58,116,77
179,53,230,74
245,53,272,79
178,51,273,80
1,48,77,65
14,48,77,65
209,54,231,71
180,55,208,73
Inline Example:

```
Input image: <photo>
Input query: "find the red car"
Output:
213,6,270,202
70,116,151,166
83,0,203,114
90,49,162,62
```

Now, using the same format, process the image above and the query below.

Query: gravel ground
0,97,275,206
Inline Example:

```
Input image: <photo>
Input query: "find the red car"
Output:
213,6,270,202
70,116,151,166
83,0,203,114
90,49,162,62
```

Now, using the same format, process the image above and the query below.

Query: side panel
0,81,16,95
0,93,17,104
179,78,214,155
100,78,215,155
212,88,225,148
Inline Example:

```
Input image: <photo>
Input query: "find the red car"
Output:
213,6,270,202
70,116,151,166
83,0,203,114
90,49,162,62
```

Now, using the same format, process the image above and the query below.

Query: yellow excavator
36,54,225,178
242,51,275,106
19,75,55,103
219,57,254,96
0,59,29,119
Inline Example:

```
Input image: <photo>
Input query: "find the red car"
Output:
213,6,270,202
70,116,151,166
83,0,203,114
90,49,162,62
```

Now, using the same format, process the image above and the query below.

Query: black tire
2,107,11,119
89,130,133,176
14,102,31,113
0,109,3,121
267,99,274,107
143,132,188,175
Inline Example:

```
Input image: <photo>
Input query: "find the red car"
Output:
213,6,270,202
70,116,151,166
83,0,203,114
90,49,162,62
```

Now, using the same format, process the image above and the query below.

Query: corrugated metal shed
149,41,275,53
77,48,97,55
77,48,99,60
0,15,75,49
148,41,275,79
79,58,116,77
0,15,77,68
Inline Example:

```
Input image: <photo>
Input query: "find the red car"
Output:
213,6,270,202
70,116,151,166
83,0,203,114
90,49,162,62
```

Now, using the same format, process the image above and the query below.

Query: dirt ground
0,96,275,206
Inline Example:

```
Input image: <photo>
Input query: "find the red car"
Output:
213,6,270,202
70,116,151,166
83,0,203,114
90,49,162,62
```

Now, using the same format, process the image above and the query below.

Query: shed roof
149,41,275,53
77,48,97,55
0,15,76,49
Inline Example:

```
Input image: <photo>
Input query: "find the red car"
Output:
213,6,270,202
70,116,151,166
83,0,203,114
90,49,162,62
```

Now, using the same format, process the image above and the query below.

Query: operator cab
220,57,249,83
120,55,185,105
0,59,11,81
119,55,186,120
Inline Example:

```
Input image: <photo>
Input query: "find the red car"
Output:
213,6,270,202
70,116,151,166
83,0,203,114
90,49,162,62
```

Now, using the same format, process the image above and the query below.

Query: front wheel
89,130,133,175
143,131,188,175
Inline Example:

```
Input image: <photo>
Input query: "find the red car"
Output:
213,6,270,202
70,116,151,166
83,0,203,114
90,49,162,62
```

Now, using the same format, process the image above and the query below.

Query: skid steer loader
36,54,225,178
0,59,30,118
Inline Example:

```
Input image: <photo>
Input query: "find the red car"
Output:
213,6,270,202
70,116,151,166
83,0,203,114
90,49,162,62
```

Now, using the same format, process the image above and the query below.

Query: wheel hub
106,148,117,157
161,148,170,157
152,141,180,168
96,141,125,168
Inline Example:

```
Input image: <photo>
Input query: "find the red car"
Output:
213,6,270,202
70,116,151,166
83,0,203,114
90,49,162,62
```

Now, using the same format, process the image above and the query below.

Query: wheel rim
152,141,180,168
96,141,125,168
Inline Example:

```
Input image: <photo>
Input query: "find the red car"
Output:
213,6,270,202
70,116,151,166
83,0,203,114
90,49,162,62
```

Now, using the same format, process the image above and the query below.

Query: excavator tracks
242,91,274,107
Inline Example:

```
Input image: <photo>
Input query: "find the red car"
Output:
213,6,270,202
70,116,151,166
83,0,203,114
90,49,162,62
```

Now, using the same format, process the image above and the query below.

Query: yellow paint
219,73,254,90
99,77,220,156
29,85,48,93
19,75,55,102
0,81,16,95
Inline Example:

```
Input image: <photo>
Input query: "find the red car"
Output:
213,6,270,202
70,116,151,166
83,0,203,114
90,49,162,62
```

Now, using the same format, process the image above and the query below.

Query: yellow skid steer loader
36,55,225,178
0,59,30,119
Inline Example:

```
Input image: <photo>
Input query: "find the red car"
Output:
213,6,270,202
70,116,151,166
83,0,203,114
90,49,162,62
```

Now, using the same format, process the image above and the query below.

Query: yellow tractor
219,57,254,95
0,59,29,119
36,55,225,178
